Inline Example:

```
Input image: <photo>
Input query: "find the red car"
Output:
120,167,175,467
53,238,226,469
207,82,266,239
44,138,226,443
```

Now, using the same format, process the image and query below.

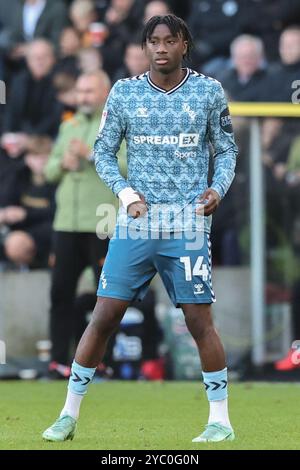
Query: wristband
118,187,141,209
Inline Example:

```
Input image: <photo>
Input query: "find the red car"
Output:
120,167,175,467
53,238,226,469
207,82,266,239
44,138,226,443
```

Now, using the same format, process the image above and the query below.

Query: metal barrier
229,103,300,366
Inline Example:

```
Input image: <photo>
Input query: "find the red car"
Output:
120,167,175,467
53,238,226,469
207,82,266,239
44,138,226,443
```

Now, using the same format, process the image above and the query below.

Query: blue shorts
97,227,216,307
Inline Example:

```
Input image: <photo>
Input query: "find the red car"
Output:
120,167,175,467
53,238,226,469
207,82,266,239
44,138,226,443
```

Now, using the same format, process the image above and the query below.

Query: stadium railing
229,103,300,367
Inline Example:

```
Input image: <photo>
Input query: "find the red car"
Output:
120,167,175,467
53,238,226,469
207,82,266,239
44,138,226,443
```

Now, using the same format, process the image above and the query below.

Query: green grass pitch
0,381,299,450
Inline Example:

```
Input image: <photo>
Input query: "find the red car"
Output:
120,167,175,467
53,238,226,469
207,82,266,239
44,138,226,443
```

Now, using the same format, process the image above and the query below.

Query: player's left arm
199,82,238,216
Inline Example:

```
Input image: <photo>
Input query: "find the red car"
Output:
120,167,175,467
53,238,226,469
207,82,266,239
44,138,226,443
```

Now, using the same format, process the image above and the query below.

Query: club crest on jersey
136,107,148,117
182,103,196,122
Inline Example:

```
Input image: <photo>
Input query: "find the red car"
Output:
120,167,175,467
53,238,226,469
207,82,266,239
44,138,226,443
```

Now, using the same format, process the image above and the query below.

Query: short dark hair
141,14,193,59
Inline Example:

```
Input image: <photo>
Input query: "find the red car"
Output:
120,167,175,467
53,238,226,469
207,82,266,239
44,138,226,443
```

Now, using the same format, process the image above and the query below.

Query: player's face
145,24,187,74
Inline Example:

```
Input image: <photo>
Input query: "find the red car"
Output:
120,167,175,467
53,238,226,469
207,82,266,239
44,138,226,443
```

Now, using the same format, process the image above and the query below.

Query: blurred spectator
101,0,144,77
261,118,300,182
105,0,139,28
55,27,81,77
188,0,243,73
143,1,171,24
113,41,149,82
53,72,77,121
242,0,300,63
5,0,68,59
1,39,62,150
70,0,98,47
0,135,55,268
60,27,81,59
44,70,124,375
261,118,300,256
260,26,300,102
77,46,103,73
220,35,267,102
280,27,300,66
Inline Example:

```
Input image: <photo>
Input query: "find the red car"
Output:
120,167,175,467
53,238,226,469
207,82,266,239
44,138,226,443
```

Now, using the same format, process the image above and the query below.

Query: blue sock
68,360,96,395
202,367,228,401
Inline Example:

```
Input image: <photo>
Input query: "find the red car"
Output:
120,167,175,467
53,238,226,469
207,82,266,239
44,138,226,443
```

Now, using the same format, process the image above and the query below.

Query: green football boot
192,422,235,443
42,415,77,442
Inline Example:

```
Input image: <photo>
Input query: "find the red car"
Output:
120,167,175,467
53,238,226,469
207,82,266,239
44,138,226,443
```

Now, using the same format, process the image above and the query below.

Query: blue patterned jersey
94,68,238,232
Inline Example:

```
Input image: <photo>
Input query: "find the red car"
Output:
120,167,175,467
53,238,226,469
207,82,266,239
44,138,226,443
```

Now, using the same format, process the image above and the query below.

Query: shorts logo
100,272,107,289
194,283,204,295
136,107,148,117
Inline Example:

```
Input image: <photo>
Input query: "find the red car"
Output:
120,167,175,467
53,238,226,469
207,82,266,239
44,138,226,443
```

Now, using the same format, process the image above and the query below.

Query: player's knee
184,306,214,341
4,231,36,265
90,298,124,336
195,323,215,343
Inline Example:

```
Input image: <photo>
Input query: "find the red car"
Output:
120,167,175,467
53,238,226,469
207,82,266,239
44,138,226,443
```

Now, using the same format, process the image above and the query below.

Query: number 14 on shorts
180,256,209,281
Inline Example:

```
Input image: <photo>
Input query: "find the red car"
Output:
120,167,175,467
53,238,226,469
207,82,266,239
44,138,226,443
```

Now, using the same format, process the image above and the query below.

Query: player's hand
196,188,221,216
127,192,147,219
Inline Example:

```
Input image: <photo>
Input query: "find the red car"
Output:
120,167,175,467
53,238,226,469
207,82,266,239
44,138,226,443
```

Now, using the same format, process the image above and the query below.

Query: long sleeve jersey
94,68,238,233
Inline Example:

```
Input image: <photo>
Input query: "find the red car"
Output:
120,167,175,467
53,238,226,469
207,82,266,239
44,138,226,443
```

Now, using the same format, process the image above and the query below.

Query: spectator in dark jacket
0,135,55,267
188,0,244,72
241,0,300,63
5,0,68,59
1,39,62,156
54,27,81,77
220,35,267,102
259,26,300,102
101,0,144,77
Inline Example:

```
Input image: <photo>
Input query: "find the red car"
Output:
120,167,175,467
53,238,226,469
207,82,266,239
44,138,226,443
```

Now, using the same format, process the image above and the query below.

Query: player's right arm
94,82,146,217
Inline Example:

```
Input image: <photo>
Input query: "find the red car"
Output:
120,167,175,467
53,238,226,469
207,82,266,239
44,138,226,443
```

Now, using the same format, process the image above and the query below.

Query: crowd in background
0,1,299,263
0,0,299,272
0,0,300,374
0,0,299,287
